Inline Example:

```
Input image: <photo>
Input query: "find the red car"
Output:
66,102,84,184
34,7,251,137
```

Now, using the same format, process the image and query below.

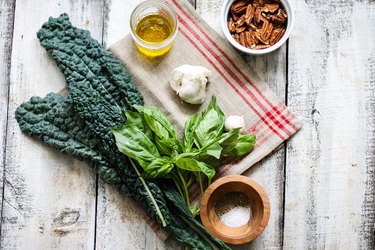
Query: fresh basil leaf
194,142,223,168
184,113,201,151
203,142,222,160
125,110,154,140
141,157,174,178
175,157,215,181
196,161,215,181
197,155,221,168
193,96,225,148
219,128,240,155
232,133,256,156
112,126,160,164
134,105,183,155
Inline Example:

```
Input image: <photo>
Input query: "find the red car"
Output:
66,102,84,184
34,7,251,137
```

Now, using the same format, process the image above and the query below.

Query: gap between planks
0,0,17,243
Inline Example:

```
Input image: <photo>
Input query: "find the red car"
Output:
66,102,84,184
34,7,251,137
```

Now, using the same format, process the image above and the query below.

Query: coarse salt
219,206,251,228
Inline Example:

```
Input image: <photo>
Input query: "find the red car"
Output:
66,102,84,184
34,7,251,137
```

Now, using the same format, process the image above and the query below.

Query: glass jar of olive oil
130,0,178,57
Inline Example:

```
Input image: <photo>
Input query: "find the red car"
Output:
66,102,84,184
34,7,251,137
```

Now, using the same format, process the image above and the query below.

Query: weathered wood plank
0,0,15,231
284,0,375,248
196,1,287,249
1,0,104,248
103,0,143,47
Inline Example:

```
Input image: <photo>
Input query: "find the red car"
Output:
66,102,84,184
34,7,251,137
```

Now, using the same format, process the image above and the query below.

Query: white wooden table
1,0,374,249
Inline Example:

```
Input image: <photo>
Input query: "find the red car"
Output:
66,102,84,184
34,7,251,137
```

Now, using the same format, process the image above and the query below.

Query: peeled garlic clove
225,115,246,133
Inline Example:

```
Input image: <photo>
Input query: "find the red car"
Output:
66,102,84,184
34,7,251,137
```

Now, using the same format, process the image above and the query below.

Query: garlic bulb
225,115,246,133
170,65,211,104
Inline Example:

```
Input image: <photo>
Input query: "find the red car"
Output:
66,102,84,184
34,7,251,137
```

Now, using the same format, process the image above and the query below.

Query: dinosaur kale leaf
37,13,143,110
15,93,171,227
13,13,232,249
15,93,129,194
16,93,230,250
37,14,172,228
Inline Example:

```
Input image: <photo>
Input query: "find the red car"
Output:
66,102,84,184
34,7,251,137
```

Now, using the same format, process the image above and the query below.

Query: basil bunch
112,96,256,216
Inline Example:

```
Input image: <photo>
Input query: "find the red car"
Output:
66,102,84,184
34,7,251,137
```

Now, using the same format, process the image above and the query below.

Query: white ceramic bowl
221,0,294,55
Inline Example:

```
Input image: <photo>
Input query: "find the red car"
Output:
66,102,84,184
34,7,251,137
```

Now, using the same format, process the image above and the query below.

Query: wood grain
284,0,375,248
196,1,287,249
1,0,103,248
0,0,15,235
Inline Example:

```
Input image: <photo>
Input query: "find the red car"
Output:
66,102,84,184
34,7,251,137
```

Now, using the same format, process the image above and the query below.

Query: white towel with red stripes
110,0,302,239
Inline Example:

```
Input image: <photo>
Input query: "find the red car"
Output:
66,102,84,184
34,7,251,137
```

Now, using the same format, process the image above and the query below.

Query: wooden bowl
200,175,270,245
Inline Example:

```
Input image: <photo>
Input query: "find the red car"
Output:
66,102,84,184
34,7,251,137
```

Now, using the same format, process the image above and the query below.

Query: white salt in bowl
200,175,270,245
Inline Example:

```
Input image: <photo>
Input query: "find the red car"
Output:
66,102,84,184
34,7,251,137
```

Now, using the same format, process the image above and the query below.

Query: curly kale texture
14,13,231,249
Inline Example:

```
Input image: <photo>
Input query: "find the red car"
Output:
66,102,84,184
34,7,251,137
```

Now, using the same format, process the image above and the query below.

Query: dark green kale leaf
37,13,143,110
17,13,231,249
15,93,129,194
37,14,171,228
16,94,229,249
15,93,170,227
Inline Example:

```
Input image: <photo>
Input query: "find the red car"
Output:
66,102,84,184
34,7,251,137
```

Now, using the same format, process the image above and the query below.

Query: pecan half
269,9,287,24
254,44,271,49
235,26,247,33
236,15,246,27
245,31,257,48
245,4,255,25
254,30,269,45
254,7,262,24
239,32,247,47
269,27,286,45
260,20,273,42
231,8,239,21
228,18,236,33
261,4,279,13
231,0,248,14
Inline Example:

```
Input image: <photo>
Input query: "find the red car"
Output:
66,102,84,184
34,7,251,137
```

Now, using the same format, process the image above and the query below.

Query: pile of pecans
228,0,287,50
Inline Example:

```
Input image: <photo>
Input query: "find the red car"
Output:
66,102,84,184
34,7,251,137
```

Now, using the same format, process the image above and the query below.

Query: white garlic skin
170,65,212,105
225,115,246,133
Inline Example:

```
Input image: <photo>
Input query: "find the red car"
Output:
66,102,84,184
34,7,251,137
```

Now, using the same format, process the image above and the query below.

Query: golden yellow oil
135,43,174,57
136,14,172,42
135,14,174,57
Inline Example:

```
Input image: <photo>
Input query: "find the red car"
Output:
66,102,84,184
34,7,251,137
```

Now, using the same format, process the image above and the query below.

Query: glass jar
130,0,178,57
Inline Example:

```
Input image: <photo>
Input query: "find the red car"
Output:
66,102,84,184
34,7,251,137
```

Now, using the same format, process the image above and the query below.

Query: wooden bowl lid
200,175,270,245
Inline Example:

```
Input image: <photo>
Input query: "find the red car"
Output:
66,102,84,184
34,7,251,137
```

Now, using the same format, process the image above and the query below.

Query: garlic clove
225,115,246,133
178,78,207,104
170,68,183,92
170,64,211,105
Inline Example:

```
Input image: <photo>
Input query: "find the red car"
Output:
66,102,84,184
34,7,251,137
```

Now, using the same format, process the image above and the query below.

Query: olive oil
134,14,175,57
136,15,172,42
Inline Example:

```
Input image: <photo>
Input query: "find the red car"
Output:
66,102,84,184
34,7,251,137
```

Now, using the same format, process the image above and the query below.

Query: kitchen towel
110,0,302,239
